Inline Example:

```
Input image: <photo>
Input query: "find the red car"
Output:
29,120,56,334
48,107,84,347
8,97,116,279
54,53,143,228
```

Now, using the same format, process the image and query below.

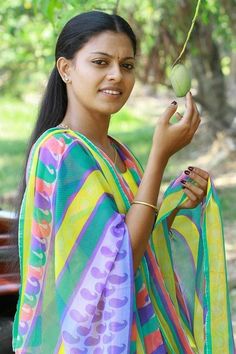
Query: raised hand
152,92,201,161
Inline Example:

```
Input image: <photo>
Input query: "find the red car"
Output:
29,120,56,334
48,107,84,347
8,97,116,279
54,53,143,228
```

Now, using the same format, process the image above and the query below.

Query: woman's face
67,31,136,116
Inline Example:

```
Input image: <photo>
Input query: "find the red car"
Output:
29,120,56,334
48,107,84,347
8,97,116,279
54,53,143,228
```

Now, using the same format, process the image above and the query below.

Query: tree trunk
191,23,235,135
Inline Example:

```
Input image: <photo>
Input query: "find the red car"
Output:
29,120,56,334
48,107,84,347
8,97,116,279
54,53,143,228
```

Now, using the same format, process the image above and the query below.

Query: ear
56,57,72,83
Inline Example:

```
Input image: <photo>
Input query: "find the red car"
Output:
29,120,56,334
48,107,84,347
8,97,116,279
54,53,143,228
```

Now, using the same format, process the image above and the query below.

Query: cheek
125,75,135,95
72,75,96,98
73,65,98,87
131,77,135,89
128,72,135,86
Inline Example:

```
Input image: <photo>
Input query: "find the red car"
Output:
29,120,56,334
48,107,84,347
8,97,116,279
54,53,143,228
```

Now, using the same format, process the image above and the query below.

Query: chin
100,103,126,115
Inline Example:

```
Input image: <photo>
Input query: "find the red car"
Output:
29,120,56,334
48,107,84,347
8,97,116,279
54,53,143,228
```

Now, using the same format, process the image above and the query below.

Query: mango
170,63,191,97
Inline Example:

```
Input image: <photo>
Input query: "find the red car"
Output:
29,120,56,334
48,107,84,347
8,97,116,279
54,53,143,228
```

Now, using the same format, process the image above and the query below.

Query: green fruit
170,63,191,97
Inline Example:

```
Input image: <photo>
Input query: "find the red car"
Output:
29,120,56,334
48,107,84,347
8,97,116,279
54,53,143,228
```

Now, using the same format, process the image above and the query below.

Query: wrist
150,145,169,167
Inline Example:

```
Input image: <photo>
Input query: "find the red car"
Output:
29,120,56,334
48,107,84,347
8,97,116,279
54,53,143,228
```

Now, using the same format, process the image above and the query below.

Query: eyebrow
90,51,135,60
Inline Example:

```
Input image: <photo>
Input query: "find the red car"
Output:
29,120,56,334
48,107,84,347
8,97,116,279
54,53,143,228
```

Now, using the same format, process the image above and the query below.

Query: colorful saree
13,128,235,353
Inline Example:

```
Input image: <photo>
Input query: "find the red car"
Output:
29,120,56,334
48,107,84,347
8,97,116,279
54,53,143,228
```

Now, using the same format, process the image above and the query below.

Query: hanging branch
113,0,120,14
172,0,201,67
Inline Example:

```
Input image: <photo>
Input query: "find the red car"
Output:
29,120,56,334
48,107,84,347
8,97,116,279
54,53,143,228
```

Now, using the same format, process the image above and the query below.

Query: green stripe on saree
12,128,234,353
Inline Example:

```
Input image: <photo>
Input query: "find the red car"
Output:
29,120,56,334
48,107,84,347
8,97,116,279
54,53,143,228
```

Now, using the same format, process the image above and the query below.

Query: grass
0,96,235,224
0,97,37,197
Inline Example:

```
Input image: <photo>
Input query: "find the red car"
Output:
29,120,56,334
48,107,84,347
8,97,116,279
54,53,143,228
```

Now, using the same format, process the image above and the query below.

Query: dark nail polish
188,166,194,171
181,179,186,184
184,170,190,175
182,186,186,189
171,101,177,105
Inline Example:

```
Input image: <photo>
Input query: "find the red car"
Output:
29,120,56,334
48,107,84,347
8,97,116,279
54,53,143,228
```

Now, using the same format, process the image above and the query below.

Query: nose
107,63,122,82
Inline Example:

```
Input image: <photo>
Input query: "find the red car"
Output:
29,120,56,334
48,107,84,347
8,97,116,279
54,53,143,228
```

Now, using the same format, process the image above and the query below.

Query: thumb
161,101,178,124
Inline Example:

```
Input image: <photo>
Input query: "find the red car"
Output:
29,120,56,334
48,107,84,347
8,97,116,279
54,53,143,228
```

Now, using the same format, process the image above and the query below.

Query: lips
99,87,122,95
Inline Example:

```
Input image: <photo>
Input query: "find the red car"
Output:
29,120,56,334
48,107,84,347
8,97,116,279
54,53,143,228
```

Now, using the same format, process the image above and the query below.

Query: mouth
98,88,122,96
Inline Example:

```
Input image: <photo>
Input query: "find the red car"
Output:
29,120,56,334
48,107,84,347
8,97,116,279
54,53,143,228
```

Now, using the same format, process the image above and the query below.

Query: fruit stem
172,0,201,67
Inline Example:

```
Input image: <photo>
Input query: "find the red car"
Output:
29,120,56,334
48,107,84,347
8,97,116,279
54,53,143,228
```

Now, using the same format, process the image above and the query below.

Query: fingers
181,166,209,202
180,92,201,133
164,93,201,129
181,179,205,201
184,168,208,190
190,99,201,131
181,92,194,124
161,101,178,125
188,166,209,181
181,185,199,202
178,167,208,209
175,112,182,121
169,111,183,124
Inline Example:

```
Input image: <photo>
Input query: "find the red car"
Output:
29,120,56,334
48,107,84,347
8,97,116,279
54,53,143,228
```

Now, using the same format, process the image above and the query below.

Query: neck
62,102,112,150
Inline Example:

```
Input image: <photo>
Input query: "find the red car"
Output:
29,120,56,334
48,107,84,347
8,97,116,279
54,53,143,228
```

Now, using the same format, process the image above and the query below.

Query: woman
13,11,234,354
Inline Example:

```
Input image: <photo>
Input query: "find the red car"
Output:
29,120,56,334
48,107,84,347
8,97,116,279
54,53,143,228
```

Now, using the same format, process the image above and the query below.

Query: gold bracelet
131,200,158,214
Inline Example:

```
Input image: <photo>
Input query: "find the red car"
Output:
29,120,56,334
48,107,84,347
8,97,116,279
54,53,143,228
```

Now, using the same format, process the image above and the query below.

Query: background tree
119,0,236,136
1,0,235,137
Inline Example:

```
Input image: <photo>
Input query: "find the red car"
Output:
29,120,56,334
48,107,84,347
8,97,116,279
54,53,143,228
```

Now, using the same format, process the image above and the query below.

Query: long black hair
11,11,137,268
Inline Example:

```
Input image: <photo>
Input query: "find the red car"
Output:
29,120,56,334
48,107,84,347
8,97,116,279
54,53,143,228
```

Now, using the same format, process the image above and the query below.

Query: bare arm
125,92,201,273
125,148,168,272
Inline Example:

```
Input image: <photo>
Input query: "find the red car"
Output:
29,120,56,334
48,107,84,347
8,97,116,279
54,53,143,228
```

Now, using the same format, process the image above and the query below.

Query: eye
92,59,107,65
122,63,135,71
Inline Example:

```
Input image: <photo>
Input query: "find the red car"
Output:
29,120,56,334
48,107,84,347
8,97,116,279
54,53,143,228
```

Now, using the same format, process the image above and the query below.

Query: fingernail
171,101,177,105
181,179,186,184
184,170,190,175
182,186,186,189
188,166,194,171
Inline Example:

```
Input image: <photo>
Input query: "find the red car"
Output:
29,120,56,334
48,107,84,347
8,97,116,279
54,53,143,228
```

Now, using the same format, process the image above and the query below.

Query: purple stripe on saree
55,193,109,285
55,213,133,353
58,212,126,322
39,146,59,168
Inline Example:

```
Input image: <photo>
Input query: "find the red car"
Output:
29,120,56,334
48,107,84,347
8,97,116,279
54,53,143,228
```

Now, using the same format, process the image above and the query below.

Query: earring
64,76,70,83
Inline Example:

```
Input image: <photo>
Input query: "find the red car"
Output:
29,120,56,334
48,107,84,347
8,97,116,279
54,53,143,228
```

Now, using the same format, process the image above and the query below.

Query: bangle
131,200,158,214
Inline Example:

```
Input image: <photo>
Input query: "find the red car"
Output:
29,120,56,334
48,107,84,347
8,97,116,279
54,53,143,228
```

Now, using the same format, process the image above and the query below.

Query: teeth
101,90,121,95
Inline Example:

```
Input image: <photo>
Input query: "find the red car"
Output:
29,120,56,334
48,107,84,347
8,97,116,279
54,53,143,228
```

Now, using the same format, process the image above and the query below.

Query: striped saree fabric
12,128,235,353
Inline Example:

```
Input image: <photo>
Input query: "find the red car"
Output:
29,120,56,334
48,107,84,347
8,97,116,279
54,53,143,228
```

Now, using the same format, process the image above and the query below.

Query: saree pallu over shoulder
13,128,235,354
13,129,134,353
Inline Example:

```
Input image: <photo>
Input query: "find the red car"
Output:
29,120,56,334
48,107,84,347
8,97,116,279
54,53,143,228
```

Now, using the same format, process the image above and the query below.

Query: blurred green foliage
0,0,235,98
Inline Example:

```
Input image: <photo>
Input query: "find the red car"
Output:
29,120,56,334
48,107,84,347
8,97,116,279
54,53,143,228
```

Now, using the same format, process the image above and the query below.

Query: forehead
77,31,134,58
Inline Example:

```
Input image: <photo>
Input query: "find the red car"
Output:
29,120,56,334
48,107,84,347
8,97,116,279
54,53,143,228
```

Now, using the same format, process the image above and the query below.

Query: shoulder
32,128,95,160
27,129,99,180
34,128,80,153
